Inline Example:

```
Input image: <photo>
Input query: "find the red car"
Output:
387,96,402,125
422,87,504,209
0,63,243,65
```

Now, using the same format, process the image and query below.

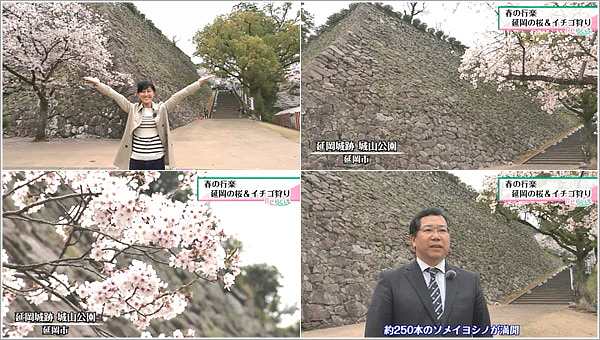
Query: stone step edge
520,125,584,165
502,265,569,305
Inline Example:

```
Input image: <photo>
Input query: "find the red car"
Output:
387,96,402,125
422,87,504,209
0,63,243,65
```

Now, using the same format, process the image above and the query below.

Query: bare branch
3,192,99,217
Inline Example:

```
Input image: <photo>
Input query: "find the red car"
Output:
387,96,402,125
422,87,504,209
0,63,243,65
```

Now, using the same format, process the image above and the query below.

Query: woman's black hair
136,80,156,93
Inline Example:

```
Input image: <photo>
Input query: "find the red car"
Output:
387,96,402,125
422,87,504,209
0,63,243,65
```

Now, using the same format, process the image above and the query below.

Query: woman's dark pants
129,157,165,170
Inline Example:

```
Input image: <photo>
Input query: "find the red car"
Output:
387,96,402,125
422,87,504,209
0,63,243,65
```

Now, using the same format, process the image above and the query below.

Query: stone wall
2,3,212,139
274,80,300,113
301,3,579,170
301,171,562,330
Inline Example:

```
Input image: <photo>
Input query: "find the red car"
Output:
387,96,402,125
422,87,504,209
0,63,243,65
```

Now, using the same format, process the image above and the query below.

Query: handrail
208,90,219,119
229,88,247,116
569,264,574,291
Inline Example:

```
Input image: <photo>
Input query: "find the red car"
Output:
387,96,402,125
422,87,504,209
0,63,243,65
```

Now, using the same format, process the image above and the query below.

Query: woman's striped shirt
131,107,165,161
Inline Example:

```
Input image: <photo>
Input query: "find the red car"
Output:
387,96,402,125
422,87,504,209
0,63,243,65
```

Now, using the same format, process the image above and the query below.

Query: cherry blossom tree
2,171,241,337
478,170,597,304
1,2,132,141
459,4,598,161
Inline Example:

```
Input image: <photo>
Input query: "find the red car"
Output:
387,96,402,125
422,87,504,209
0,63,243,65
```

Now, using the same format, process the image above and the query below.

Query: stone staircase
211,90,242,119
524,128,588,166
511,267,575,305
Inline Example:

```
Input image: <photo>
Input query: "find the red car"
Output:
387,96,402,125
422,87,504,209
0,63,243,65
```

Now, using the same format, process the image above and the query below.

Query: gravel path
2,119,299,170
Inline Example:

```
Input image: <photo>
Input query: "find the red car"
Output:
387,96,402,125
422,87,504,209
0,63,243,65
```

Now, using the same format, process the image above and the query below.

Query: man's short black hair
136,80,156,93
409,207,450,236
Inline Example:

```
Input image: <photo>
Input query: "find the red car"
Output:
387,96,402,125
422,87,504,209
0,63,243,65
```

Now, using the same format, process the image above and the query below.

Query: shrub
584,264,597,308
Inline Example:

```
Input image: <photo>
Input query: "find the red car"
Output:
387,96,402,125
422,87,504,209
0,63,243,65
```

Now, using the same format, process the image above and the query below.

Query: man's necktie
426,267,443,320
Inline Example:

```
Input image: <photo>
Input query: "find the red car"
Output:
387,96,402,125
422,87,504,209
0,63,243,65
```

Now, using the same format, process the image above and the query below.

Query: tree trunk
252,87,265,119
581,120,596,163
573,253,596,308
580,90,597,163
34,94,49,142
573,256,586,299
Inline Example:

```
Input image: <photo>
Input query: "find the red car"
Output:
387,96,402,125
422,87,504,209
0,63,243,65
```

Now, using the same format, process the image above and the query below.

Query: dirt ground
301,304,597,338
2,119,299,170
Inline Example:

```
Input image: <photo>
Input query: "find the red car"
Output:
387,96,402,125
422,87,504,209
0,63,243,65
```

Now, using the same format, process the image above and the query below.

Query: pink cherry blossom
2,171,242,337
459,16,597,114
2,250,30,337
2,2,133,88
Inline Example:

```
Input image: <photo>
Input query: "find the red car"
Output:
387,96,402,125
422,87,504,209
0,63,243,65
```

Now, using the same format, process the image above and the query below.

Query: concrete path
2,119,299,170
302,304,597,337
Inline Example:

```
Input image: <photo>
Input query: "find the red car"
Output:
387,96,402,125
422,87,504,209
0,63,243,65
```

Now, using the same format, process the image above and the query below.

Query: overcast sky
448,170,497,192
197,170,300,327
302,1,553,47
133,1,301,63
132,1,588,60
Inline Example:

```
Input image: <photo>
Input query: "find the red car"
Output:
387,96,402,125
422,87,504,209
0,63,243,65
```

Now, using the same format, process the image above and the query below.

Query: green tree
237,263,293,323
142,172,193,202
232,2,259,12
263,2,299,30
301,8,315,49
273,321,300,337
194,3,299,119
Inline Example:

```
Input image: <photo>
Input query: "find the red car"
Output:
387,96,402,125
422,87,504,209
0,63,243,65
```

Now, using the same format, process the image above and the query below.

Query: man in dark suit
365,208,491,337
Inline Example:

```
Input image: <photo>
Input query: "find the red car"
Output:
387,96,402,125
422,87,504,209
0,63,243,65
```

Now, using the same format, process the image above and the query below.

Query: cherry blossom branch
3,257,91,271
2,283,43,295
19,223,179,272
570,33,598,62
2,171,54,198
515,33,527,79
6,214,72,226
2,170,241,336
52,227,85,276
503,73,597,86
21,268,114,337
121,274,208,317
558,97,584,116
496,205,578,254
2,63,34,86
3,192,99,217
21,269,82,313
6,183,90,230
80,226,164,251
45,262,107,280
